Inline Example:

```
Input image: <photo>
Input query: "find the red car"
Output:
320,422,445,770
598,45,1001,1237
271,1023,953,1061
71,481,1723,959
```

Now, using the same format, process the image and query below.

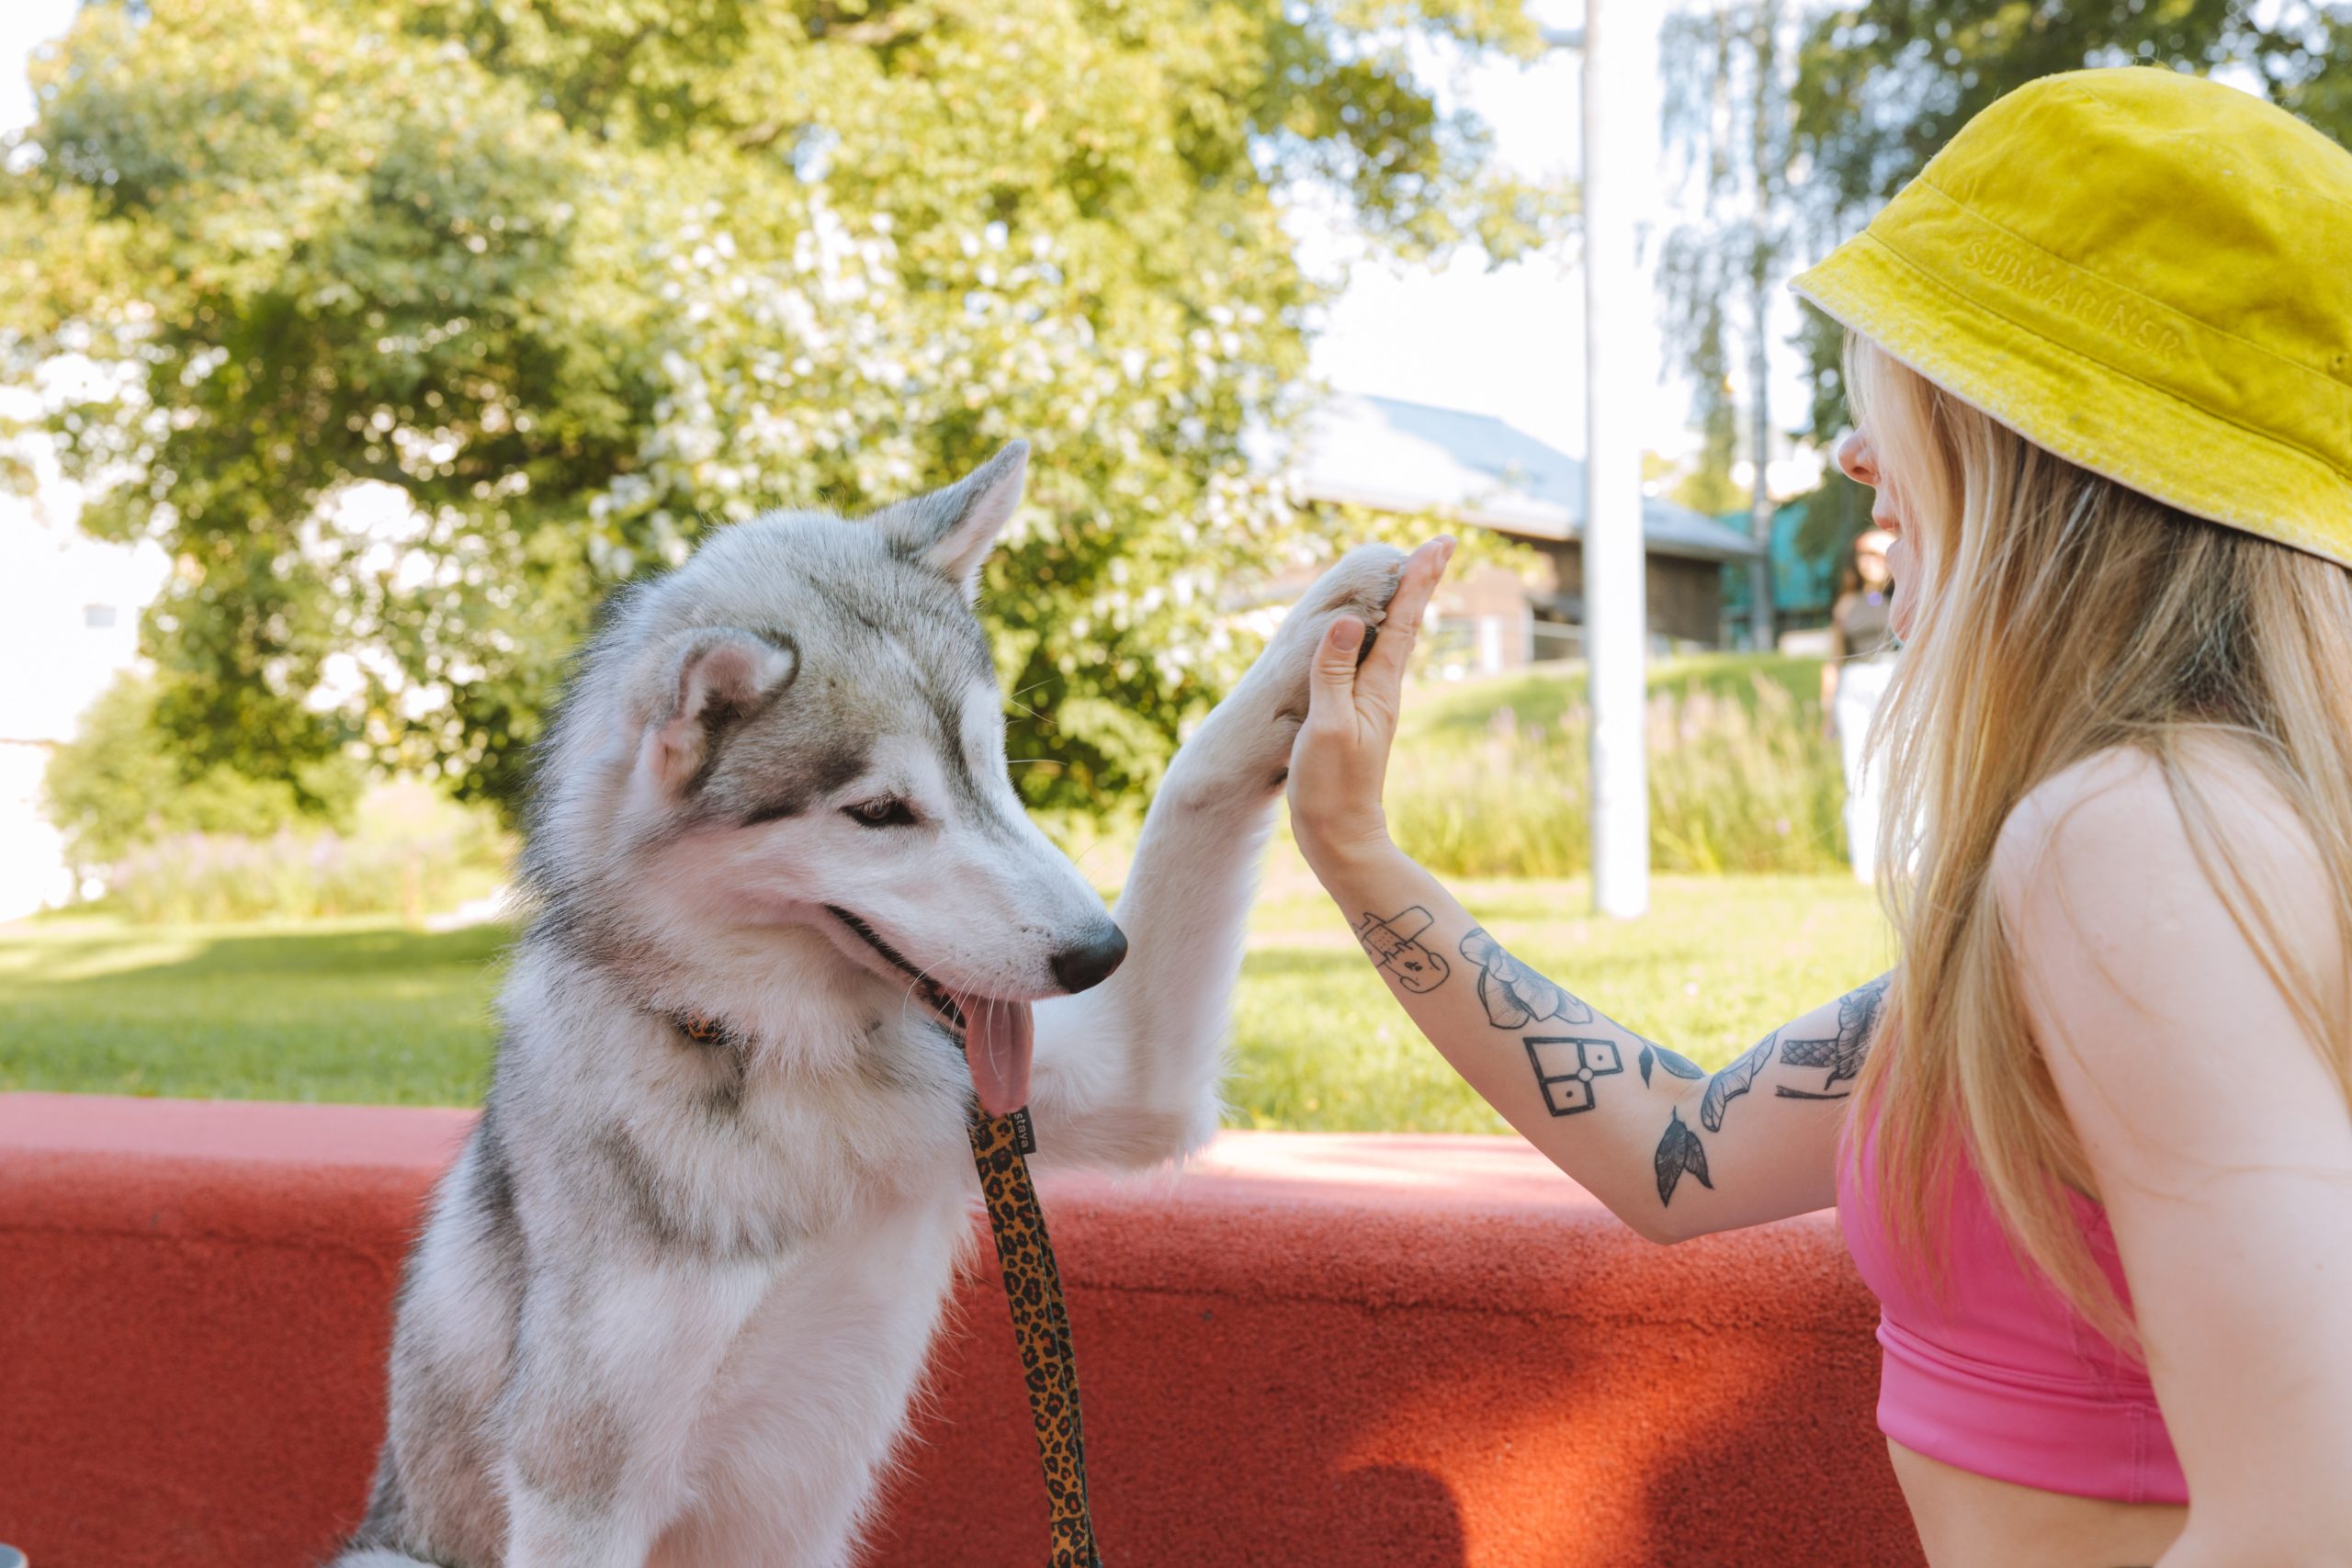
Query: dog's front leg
1028,545,1408,1167
497,1253,771,1568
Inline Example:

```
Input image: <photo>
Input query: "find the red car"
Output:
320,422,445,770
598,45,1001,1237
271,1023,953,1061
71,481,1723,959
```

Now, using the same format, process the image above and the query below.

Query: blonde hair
1844,334,2352,1349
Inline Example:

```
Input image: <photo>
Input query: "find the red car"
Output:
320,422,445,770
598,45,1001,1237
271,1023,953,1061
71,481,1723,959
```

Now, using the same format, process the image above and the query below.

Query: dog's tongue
950,989,1033,1117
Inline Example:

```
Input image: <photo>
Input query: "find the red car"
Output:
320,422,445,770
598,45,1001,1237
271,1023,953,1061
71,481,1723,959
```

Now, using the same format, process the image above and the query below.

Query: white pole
1583,0,1650,919
1747,0,1782,652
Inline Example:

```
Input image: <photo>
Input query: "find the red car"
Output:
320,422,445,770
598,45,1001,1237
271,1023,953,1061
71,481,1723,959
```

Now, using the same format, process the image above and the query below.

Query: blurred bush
103,780,507,925
43,673,366,869
1388,669,1846,878
46,676,507,921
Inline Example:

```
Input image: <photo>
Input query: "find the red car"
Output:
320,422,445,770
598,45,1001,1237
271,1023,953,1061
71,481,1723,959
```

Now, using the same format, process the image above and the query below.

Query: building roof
1294,393,1763,563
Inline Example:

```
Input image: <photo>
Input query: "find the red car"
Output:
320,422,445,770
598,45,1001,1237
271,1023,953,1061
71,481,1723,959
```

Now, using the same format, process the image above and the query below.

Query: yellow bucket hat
1791,67,2352,571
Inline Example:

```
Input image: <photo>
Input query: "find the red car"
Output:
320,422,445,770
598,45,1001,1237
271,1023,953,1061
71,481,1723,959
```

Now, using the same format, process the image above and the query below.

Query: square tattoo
1524,1036,1624,1116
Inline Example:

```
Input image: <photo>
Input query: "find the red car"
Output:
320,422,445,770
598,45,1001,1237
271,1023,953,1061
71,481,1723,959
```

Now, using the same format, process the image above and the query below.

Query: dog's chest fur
416,940,994,1561
500,937,982,1251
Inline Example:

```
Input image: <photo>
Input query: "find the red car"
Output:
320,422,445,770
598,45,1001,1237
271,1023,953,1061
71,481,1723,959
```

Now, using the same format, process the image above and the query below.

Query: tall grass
101,781,509,924
1387,669,1847,877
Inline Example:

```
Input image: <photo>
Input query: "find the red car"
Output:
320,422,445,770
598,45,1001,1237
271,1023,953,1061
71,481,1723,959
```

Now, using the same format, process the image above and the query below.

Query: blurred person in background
1822,525,1899,882
1286,70,2352,1568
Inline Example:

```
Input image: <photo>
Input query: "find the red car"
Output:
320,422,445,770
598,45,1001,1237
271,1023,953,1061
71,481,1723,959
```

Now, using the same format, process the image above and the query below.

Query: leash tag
1008,1105,1037,1156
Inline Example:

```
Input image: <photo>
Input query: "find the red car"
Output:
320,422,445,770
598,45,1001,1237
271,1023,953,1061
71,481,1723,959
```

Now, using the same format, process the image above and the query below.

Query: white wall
0,434,170,919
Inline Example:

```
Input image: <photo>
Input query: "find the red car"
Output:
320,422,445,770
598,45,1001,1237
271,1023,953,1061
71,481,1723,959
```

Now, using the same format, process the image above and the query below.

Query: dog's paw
1256,543,1409,715
1283,542,1410,655
1175,544,1408,797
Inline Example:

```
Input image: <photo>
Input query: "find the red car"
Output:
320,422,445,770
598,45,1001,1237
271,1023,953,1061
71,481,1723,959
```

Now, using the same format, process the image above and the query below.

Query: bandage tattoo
1523,1035,1623,1116
1458,927,1595,1028
1353,907,1451,994
1774,975,1888,1100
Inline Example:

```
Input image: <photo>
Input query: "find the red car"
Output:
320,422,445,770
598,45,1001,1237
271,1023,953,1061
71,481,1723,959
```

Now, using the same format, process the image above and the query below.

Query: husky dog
334,442,1405,1568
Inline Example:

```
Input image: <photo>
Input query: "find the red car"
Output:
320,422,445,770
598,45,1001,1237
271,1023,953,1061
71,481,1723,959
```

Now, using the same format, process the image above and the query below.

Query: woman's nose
1836,429,1879,486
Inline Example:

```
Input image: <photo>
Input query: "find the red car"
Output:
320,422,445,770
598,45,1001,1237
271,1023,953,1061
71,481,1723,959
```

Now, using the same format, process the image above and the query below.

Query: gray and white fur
332,441,1404,1568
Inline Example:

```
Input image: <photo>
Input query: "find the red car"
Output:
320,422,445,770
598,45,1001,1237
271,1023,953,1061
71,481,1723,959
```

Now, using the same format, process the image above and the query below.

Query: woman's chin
1890,595,1917,643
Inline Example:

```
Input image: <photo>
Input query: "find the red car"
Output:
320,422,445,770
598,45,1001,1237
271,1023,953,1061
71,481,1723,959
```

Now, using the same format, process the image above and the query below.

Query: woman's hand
1285,536,1453,875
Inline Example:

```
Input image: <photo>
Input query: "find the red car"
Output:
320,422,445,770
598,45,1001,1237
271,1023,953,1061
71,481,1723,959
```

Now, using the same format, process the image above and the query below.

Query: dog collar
667,1010,739,1049
662,1003,1106,1564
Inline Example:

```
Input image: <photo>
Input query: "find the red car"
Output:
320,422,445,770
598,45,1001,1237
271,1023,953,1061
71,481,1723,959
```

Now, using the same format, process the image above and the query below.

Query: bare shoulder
1993,742,2342,1068
1994,743,2331,936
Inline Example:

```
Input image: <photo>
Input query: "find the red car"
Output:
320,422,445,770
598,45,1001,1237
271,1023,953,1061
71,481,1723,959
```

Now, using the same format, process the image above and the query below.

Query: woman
1822,525,1898,881
1289,71,2352,1568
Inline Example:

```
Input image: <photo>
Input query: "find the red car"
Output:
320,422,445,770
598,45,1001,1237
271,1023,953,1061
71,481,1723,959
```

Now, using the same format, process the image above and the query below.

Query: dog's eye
844,798,917,829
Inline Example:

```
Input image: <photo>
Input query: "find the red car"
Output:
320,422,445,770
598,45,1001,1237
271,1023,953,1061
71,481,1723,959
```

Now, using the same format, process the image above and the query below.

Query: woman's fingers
1358,537,1454,701
1305,612,1365,731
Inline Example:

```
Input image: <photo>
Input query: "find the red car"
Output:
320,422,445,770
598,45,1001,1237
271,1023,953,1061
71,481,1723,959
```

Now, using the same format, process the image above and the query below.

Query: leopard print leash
901,984,1109,1568
673,1003,1106,1564
966,1102,1106,1567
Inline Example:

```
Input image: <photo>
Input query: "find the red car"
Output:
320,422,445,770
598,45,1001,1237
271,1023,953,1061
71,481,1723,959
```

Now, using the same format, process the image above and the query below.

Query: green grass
0,849,1892,1129
1225,850,1891,1131
1385,659,1849,880
1404,653,1826,738
0,917,512,1104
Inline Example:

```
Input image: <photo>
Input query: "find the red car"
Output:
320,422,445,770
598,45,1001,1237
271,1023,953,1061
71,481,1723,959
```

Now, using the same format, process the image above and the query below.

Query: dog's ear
635,627,798,796
869,440,1028,601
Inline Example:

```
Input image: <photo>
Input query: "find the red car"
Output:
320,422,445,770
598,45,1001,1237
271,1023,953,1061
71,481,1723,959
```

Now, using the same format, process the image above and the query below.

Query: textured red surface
0,1094,1922,1567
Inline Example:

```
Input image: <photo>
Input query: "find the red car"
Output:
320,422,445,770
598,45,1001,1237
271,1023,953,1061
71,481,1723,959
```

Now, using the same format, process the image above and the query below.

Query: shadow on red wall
0,1095,1921,1567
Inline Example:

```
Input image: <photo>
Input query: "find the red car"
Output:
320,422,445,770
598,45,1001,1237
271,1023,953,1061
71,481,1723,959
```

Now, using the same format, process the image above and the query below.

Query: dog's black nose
1050,923,1128,994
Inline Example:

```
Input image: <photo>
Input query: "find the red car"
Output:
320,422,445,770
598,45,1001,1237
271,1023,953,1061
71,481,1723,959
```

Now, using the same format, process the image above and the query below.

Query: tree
1,0,1569,819
42,671,365,874
1790,0,2352,435
1657,0,1797,649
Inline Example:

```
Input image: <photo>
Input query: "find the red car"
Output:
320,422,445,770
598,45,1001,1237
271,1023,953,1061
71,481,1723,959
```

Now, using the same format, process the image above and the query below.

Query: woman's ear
635,627,798,797
868,440,1028,601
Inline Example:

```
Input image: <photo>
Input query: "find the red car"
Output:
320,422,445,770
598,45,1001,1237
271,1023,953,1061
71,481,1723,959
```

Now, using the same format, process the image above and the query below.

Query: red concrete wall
0,1094,1921,1567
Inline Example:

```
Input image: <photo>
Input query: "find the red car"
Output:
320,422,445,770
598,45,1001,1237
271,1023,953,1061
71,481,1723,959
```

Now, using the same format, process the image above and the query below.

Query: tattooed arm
1322,852,1885,1240
1283,538,1884,1241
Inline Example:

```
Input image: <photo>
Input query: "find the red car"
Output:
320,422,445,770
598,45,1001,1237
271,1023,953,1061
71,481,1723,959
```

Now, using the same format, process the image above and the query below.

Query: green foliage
1790,0,2352,434
1386,658,1849,878
1667,461,1750,519
1403,652,1823,733
2,0,1570,820
101,780,507,924
43,672,364,867
1656,1,1794,502
106,827,499,926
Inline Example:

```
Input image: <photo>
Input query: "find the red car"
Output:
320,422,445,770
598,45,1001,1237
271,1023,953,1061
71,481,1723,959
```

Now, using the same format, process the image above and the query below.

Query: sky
0,0,73,135
1296,0,1724,468
0,0,1809,480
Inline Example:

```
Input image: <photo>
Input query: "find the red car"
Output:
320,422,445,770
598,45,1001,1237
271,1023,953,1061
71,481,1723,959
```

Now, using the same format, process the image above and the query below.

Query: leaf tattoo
1773,975,1888,1102
1655,1109,1713,1206
1458,927,1595,1029
1700,1031,1777,1134
1637,1041,1706,1088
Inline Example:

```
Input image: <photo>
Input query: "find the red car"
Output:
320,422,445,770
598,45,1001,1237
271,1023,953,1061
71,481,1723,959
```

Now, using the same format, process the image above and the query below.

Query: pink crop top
1836,1118,2188,1506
